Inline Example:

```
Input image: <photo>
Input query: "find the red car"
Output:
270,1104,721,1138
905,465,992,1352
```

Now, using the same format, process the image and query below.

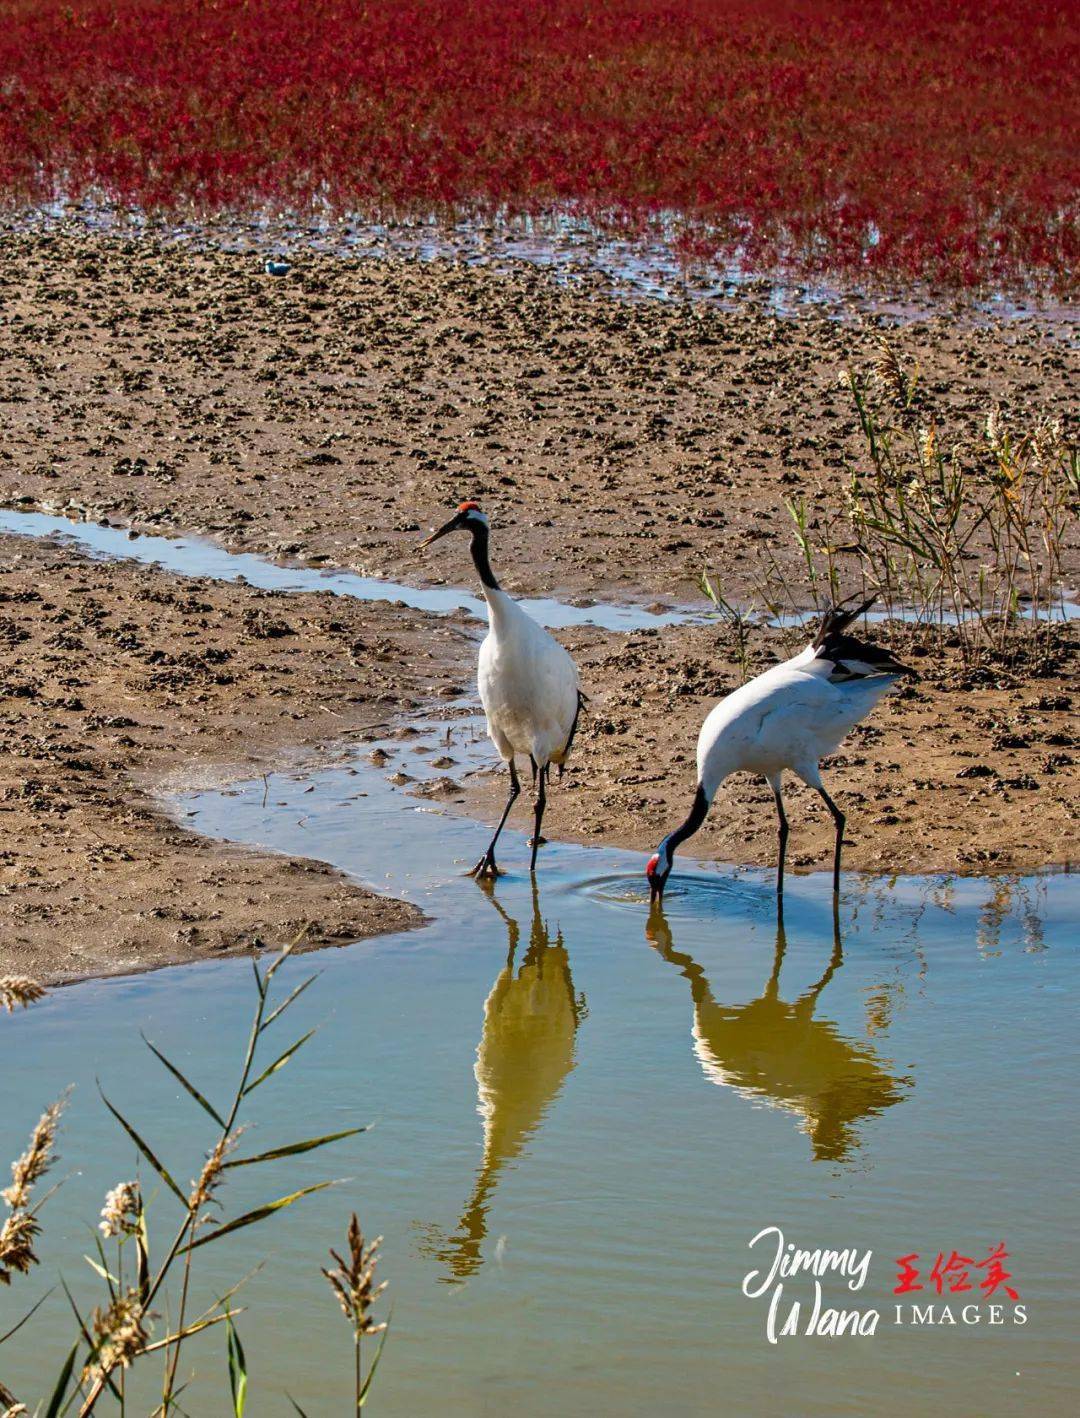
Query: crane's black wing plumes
812,596,910,682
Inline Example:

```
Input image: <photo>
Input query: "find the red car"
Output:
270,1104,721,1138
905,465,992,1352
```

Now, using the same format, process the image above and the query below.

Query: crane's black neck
660,785,709,865
469,522,500,591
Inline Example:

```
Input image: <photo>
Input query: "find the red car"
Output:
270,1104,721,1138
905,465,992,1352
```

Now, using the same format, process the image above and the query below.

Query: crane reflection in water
429,881,585,1281
645,906,911,1163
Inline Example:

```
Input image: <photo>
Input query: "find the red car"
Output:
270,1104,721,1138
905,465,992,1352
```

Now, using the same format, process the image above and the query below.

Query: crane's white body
478,588,580,767
421,501,582,875
647,599,904,900
697,643,897,800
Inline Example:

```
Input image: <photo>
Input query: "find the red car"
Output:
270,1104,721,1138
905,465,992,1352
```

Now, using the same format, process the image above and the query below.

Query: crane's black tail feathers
812,596,877,652
558,689,589,779
812,595,911,678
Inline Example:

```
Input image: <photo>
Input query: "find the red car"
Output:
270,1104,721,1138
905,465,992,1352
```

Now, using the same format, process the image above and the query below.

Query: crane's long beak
419,514,462,549
649,879,662,905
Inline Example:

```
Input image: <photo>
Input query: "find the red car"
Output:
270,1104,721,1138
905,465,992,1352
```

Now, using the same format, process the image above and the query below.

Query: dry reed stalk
708,343,1076,676
8,934,368,1415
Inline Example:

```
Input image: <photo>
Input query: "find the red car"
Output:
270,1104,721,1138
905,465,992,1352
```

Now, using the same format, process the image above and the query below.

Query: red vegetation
0,0,1075,290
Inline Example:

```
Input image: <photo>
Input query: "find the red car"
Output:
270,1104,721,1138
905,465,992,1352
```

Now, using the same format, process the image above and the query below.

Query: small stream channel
0,513,1076,1415
0,507,706,632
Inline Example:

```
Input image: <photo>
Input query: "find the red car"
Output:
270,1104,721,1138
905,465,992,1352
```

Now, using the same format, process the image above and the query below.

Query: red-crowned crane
646,599,909,904
421,502,583,876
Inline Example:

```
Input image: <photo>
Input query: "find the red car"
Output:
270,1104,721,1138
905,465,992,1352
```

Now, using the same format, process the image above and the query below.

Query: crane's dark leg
770,776,790,898
816,785,846,894
469,759,520,879
528,764,549,872
558,689,586,780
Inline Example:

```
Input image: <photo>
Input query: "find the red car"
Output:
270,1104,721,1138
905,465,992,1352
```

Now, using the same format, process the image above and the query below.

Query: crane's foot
467,854,500,880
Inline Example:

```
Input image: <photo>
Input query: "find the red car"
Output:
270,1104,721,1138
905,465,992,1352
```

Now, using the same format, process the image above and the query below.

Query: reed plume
0,1094,67,1285
322,1214,387,1337
323,1213,389,1411
0,1211,41,1285
99,1180,141,1239
872,339,913,409
0,977,45,1013
2,1096,65,1210
83,1290,148,1383
188,1129,241,1224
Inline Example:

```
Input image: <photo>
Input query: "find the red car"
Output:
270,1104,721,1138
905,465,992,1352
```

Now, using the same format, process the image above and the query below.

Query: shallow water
21,198,1080,331
1,710,1076,1415
4,507,1075,635
0,507,704,632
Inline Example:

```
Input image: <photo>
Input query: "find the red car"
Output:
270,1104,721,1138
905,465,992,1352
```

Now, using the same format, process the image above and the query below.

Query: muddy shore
1,227,1075,605
0,533,474,983
0,226,1076,982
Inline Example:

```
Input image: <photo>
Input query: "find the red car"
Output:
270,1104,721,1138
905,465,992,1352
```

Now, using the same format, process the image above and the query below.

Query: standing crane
646,599,909,904
420,501,584,876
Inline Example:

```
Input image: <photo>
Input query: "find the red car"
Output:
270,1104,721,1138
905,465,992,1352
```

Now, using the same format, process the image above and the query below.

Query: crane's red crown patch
458,500,481,513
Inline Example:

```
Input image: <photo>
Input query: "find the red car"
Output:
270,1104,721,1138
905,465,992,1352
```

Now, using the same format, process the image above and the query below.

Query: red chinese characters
893,1253,922,1295
930,1251,974,1294
976,1243,1020,1302
894,1244,1019,1300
